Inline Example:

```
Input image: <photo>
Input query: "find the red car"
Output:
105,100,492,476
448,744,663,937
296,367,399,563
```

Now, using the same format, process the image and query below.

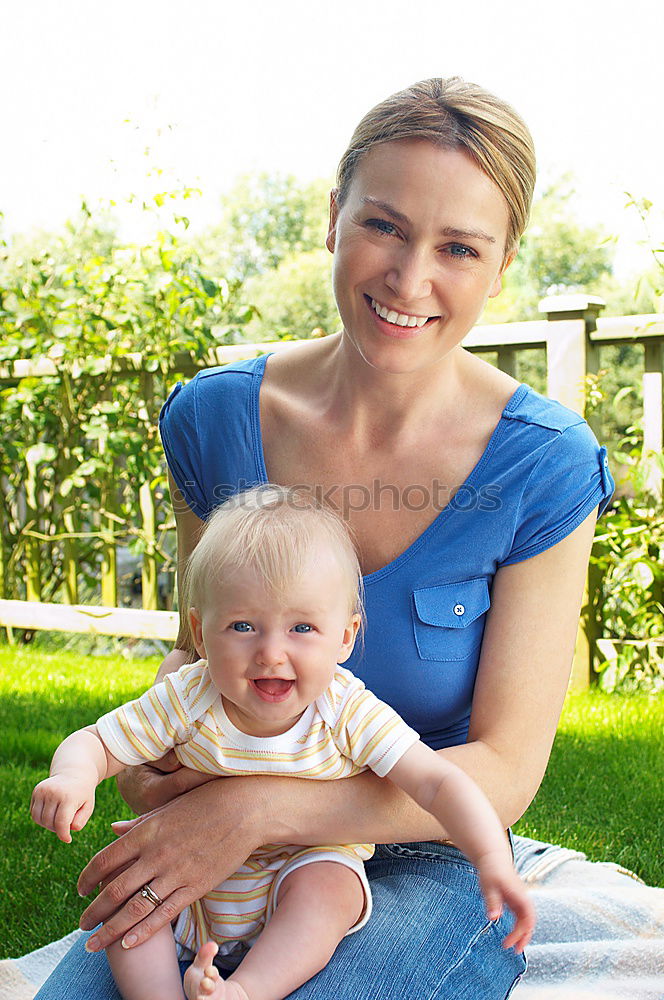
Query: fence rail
0,598,178,640
1,295,662,687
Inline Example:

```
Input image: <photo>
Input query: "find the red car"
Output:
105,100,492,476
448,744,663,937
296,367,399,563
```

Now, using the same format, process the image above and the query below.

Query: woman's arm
77,511,596,954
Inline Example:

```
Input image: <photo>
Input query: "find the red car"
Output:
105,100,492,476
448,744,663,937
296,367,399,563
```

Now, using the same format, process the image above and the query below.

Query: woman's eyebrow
442,226,496,245
362,196,410,225
361,197,495,244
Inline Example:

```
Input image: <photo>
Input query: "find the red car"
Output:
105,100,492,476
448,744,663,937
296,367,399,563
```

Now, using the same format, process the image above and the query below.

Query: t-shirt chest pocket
412,579,491,661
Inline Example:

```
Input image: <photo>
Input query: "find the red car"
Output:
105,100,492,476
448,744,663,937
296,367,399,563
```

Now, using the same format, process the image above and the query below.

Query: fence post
540,294,605,417
139,371,159,611
98,382,118,608
24,458,42,603
0,497,7,601
59,372,79,604
496,347,517,378
539,295,606,691
643,338,663,499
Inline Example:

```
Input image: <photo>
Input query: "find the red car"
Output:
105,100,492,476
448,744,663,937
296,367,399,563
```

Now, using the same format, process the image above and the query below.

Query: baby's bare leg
228,861,365,1000
184,862,365,1000
107,924,186,1000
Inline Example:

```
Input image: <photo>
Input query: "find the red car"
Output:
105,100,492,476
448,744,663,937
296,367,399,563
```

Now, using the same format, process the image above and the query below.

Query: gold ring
140,883,163,907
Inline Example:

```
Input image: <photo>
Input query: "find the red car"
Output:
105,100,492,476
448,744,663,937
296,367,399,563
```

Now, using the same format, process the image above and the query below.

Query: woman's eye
292,623,314,634
446,244,476,259
231,621,253,632
366,218,398,237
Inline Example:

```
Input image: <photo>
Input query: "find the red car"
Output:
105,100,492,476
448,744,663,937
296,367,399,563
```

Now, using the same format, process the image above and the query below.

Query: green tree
483,176,614,323
196,173,331,282
0,193,256,607
244,248,339,341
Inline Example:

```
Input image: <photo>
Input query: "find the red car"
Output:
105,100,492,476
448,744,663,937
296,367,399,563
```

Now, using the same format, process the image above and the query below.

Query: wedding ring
140,883,163,907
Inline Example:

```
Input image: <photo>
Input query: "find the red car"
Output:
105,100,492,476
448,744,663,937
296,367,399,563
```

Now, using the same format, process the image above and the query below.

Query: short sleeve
96,677,192,765
159,378,208,518
96,662,215,766
501,420,614,567
323,670,420,777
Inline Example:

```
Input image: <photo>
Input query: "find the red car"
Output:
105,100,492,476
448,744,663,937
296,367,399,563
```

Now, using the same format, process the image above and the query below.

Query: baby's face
189,544,360,738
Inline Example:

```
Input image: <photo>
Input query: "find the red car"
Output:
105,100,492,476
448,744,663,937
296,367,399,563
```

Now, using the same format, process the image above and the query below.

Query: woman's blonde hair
182,485,363,620
336,77,536,255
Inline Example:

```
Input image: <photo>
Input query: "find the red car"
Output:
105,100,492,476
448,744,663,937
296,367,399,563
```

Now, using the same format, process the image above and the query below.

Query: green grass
1,644,662,958
513,690,663,880
0,646,158,958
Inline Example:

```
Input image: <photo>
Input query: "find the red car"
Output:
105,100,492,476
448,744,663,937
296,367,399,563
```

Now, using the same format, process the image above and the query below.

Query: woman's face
327,139,514,375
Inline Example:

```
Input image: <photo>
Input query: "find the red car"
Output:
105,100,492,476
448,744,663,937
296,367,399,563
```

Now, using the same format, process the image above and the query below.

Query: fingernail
122,933,138,949
85,937,99,953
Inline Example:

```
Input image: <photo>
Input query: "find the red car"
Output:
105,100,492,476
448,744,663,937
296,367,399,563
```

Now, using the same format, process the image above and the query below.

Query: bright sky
2,0,663,275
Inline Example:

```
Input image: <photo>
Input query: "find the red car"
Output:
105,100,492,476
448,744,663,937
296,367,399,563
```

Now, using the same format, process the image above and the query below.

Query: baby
31,485,534,1000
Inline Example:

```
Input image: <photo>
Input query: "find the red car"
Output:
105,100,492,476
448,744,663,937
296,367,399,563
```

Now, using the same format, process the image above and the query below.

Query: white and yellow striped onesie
96,661,419,965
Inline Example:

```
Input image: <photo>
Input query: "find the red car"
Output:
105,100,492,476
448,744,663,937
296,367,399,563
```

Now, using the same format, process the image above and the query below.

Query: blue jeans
35,841,526,1000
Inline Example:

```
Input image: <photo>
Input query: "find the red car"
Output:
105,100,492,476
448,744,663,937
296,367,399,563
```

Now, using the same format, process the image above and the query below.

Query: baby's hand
476,851,535,954
30,775,96,844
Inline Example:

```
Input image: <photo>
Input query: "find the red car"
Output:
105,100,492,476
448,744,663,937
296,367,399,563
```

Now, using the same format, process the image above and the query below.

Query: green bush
588,387,663,691
0,198,256,606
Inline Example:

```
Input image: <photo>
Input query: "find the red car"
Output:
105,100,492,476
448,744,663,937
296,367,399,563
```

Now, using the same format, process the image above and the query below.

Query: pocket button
454,604,465,616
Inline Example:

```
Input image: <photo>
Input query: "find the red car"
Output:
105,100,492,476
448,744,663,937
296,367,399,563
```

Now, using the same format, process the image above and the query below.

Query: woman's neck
313,334,467,447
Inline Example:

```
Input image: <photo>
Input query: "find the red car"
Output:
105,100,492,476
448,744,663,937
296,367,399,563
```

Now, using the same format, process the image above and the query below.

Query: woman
36,77,614,999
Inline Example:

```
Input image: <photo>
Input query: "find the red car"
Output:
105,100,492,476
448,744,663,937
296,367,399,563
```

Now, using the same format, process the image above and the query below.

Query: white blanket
2,838,663,999
512,838,664,999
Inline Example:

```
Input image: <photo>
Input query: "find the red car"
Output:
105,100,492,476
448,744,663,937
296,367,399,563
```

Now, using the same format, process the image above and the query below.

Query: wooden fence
1,294,662,687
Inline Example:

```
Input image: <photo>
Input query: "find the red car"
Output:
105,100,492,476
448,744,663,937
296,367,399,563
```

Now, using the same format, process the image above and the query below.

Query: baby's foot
183,942,249,1000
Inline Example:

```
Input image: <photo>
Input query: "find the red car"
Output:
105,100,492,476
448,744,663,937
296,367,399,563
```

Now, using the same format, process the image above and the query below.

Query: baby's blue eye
231,622,253,632
292,623,313,633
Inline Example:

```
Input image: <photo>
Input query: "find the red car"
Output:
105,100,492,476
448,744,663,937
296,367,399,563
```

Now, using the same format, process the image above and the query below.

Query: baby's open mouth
251,678,295,701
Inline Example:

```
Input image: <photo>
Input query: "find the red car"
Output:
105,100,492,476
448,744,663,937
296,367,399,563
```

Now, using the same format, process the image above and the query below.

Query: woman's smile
368,295,432,328
366,295,436,339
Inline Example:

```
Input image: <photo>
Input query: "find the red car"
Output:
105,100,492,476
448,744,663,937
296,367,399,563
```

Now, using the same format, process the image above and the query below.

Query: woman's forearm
266,739,527,849
75,741,528,951
259,744,518,845
437,739,536,829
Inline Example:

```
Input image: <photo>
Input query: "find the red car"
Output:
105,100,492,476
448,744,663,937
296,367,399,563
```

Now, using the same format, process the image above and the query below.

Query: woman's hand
116,751,216,814
77,775,269,953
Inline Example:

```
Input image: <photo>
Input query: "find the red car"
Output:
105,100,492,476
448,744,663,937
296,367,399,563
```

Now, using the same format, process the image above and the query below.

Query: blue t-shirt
160,355,614,751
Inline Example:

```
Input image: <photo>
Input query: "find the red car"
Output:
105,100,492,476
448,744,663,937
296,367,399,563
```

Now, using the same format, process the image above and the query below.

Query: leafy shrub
589,397,663,692
0,198,255,607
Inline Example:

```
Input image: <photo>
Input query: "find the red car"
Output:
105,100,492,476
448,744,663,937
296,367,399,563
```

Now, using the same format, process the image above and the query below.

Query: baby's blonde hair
182,485,363,621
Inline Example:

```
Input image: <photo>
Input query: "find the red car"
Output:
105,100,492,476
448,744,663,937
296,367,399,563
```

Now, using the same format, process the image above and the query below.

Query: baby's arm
31,726,125,844
387,742,535,953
